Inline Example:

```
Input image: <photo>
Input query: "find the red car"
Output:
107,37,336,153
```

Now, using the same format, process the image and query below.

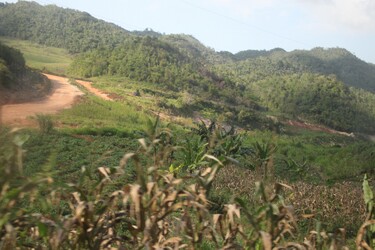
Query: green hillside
0,1,129,53
251,73,375,133
68,36,268,130
222,47,375,92
0,37,72,74
1,1,375,134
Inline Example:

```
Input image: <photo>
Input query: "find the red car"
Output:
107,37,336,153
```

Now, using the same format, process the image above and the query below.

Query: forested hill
221,47,375,92
0,42,25,93
0,1,129,53
0,42,49,104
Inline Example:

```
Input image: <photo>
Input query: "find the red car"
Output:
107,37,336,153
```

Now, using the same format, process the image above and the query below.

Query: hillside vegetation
250,73,375,133
0,41,49,104
0,1,129,53
227,47,375,92
1,1,375,134
0,37,72,75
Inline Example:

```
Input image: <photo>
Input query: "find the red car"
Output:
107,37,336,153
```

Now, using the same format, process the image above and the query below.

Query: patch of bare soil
75,80,113,101
1,74,84,127
286,120,354,137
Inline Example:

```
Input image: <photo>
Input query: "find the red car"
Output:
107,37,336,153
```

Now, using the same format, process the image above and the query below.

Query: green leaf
13,134,30,147
0,213,10,228
363,174,374,211
37,222,48,237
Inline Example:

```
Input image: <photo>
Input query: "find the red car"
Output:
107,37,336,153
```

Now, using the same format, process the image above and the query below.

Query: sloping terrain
219,47,375,92
0,1,129,53
0,37,72,75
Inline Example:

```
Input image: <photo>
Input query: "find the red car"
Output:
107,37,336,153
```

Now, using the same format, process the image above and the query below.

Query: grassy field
55,95,152,135
0,36,72,75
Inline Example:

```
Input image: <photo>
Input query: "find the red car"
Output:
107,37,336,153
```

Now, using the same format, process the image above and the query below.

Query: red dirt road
75,79,112,101
1,74,84,126
286,120,354,137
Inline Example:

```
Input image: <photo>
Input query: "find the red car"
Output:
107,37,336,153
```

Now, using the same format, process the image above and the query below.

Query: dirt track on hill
1,74,84,126
75,79,112,101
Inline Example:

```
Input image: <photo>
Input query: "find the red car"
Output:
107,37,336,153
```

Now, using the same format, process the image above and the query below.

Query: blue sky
7,0,375,63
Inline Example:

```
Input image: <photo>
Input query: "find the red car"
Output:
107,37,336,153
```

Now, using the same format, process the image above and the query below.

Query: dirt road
1,74,84,126
75,80,112,101
286,120,354,137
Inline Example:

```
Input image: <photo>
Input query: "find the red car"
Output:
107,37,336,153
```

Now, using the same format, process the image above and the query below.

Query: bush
35,113,54,134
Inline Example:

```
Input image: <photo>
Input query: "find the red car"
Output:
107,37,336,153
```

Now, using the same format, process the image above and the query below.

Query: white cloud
207,0,375,33
297,0,375,32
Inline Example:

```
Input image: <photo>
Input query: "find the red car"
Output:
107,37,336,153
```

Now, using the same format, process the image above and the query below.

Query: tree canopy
0,1,129,53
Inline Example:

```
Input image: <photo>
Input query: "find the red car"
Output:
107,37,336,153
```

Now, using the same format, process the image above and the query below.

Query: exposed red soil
285,120,354,137
75,80,113,101
1,74,84,127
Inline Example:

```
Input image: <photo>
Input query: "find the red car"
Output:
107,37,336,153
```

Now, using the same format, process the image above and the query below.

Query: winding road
1,74,84,126
1,73,115,127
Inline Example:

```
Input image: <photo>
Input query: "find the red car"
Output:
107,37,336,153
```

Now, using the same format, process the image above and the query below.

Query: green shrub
35,113,54,134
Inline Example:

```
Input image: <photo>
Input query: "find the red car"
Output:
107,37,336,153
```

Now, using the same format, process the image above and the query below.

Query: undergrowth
0,120,374,249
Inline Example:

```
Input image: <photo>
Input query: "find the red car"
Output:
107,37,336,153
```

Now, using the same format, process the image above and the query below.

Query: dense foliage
0,1,129,53
250,73,375,133
68,34,227,93
215,47,375,92
0,41,25,69
0,42,49,104
0,41,25,87
68,36,273,130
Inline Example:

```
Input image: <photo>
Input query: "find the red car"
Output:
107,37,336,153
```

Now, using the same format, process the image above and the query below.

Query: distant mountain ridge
233,48,287,60
216,47,375,92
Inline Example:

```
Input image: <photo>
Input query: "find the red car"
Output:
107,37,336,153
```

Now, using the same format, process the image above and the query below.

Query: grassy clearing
0,36,72,75
87,75,195,126
55,95,152,135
